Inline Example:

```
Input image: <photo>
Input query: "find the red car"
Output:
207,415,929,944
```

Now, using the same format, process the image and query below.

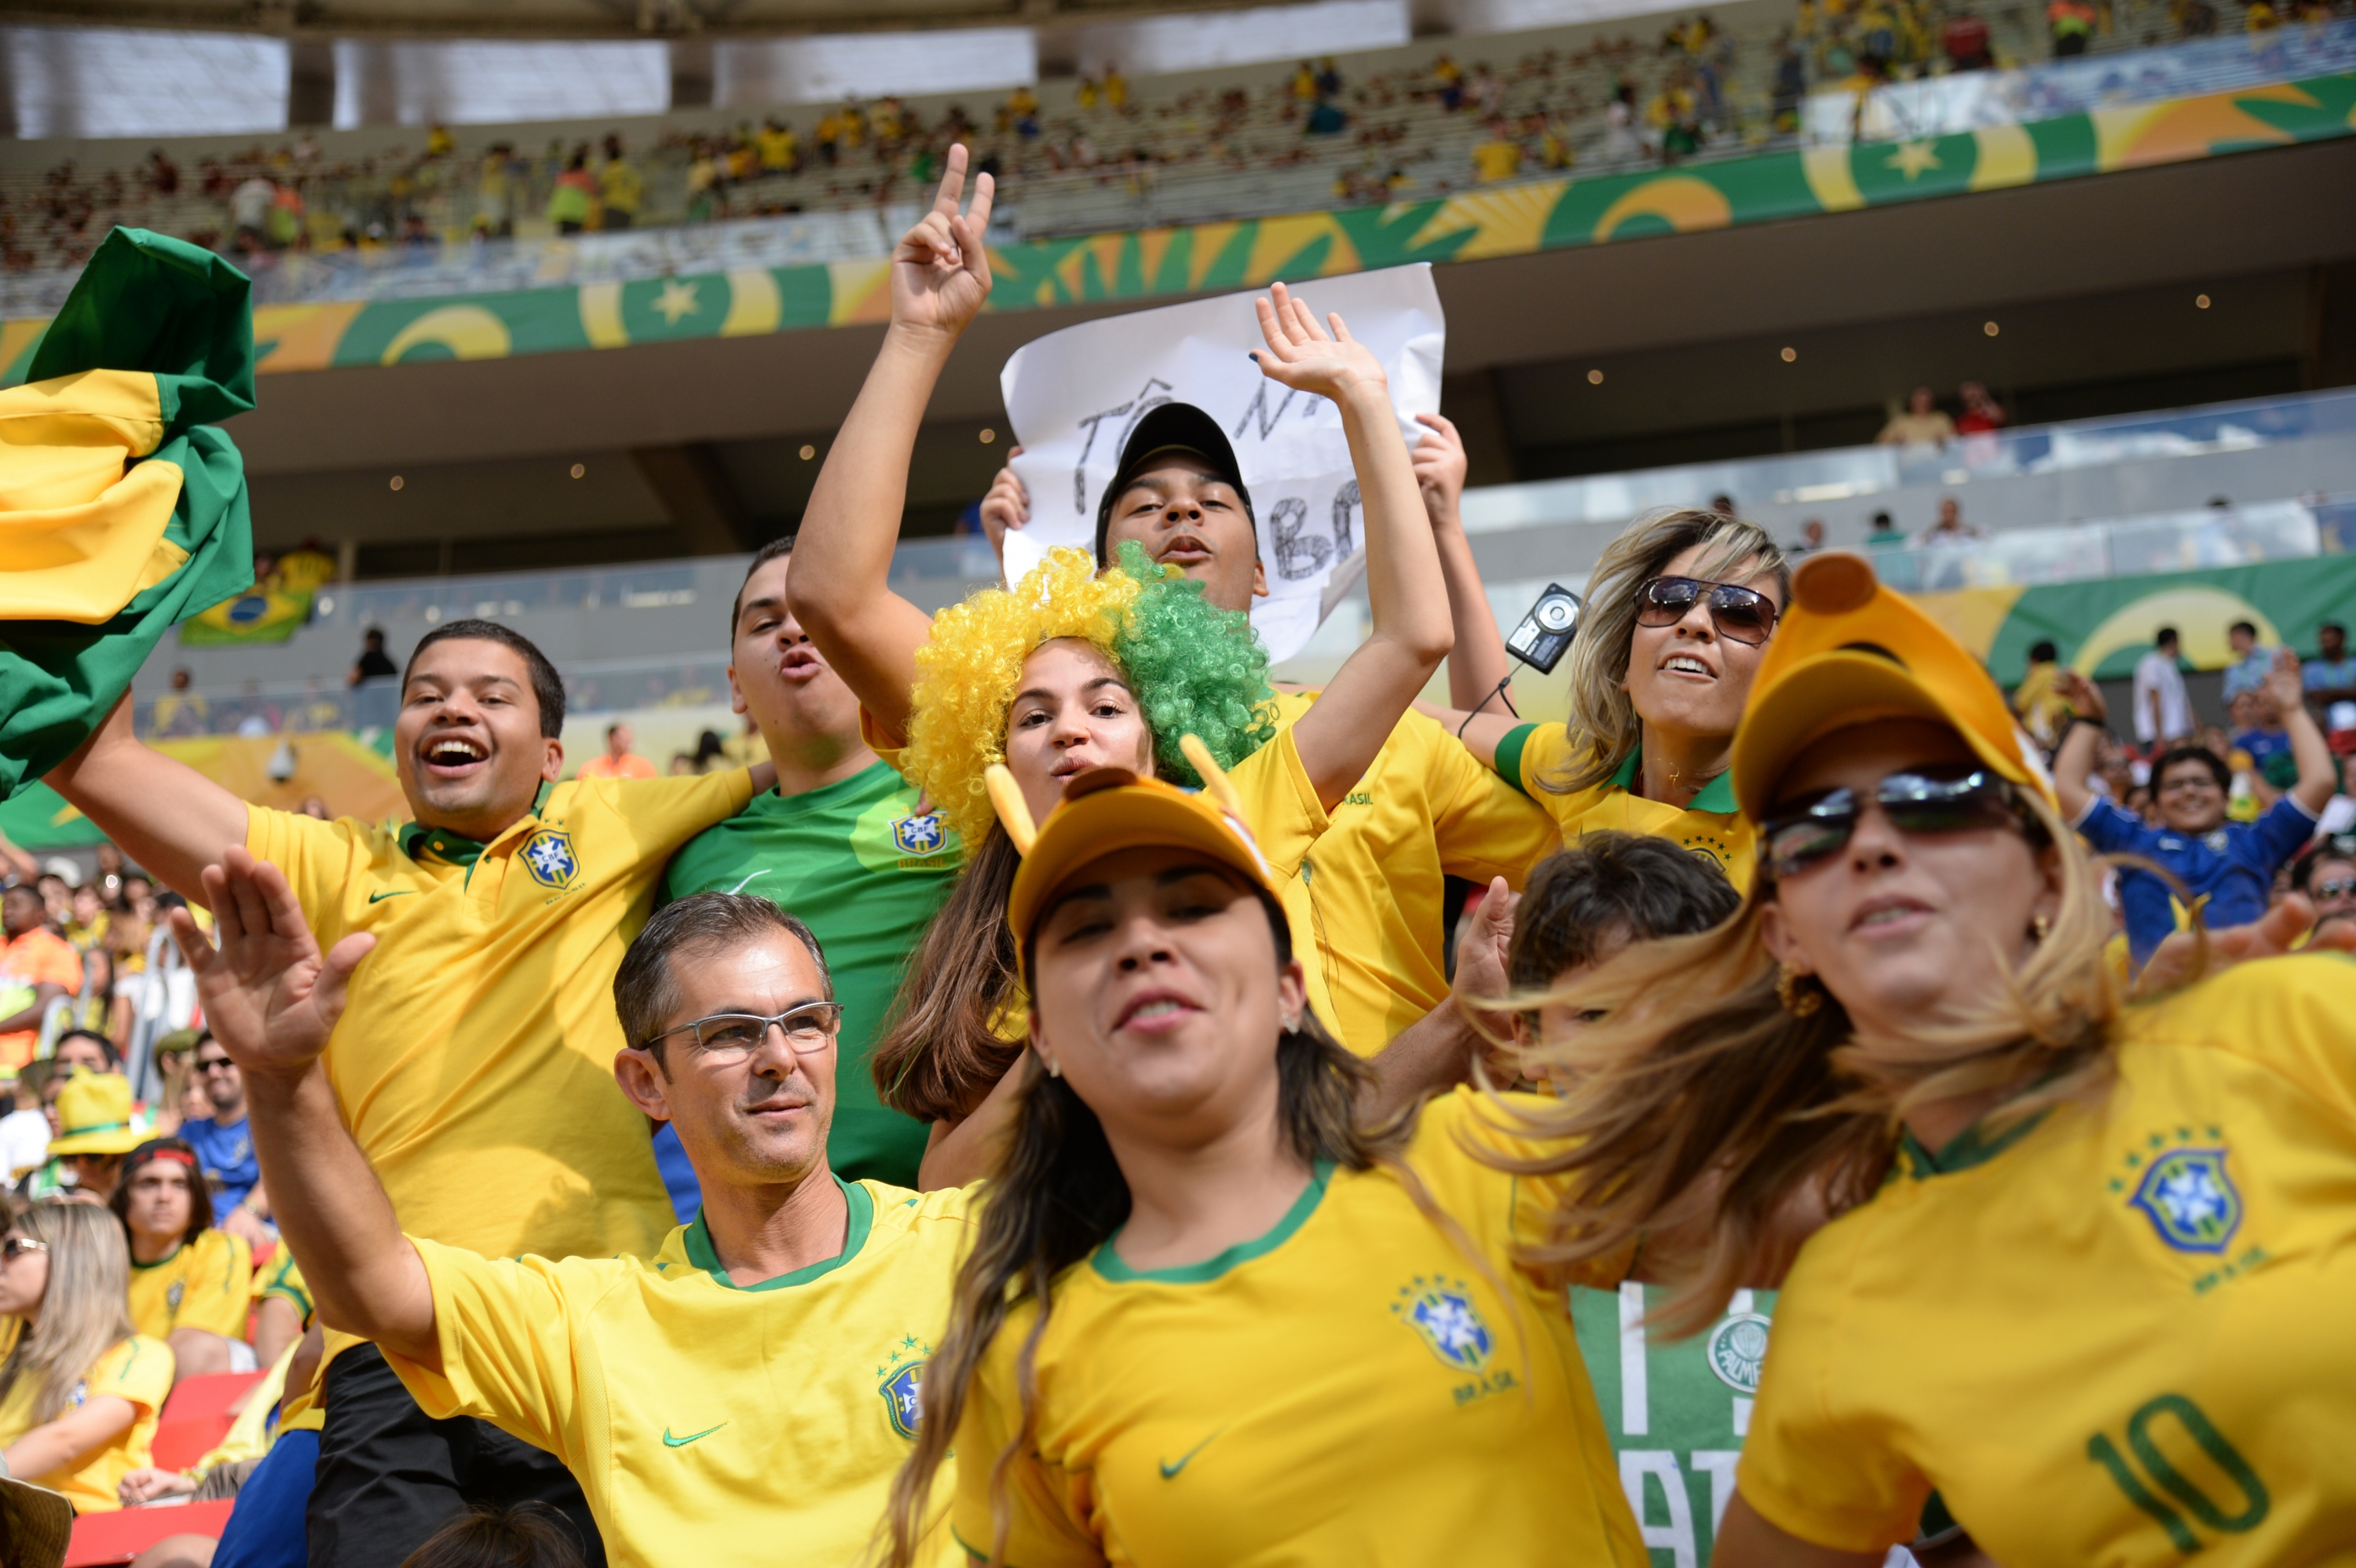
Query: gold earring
1775,964,1824,1018
2032,914,2052,941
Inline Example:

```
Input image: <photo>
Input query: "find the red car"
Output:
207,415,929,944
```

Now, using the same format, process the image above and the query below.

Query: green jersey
1571,1283,1776,1568
659,761,959,1187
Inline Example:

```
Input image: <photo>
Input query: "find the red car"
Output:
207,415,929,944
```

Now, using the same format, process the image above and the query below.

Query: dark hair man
2054,655,2335,967
2131,625,2193,749
657,539,957,1190
172,864,968,1568
47,620,777,1568
179,1032,271,1250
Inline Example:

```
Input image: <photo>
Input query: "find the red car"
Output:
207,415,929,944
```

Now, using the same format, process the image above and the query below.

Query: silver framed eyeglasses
642,1002,843,1062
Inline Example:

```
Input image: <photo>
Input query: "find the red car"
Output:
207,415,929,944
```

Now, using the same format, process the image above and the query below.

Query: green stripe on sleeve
1492,724,1540,798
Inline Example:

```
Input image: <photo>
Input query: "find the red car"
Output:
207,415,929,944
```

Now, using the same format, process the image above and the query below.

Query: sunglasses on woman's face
1,1236,46,1263
1761,766,2026,880
2313,876,2356,902
1635,576,1780,646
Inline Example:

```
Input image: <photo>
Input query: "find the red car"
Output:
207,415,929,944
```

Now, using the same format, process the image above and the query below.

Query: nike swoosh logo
368,890,414,903
1158,1431,1220,1479
662,1423,726,1448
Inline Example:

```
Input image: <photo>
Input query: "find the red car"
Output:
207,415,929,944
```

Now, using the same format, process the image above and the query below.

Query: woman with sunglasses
884,759,1642,1567
0,1201,173,1513
1494,552,2356,1565
1430,509,1786,891
109,1136,256,1385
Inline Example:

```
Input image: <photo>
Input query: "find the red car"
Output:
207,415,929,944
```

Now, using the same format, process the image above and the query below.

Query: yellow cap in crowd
47,1069,143,1158
993,735,1279,960
1732,551,2055,821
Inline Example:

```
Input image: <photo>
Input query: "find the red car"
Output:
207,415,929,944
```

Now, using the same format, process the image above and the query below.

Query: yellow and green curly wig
903,542,1277,850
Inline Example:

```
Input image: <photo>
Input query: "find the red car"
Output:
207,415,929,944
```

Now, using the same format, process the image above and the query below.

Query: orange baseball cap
1731,551,2054,821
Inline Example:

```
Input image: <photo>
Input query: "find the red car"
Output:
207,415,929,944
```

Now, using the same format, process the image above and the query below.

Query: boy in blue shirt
2054,653,2334,967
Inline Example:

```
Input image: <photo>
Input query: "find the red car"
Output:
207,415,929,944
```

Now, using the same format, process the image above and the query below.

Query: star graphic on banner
651,279,701,325
1884,140,1943,180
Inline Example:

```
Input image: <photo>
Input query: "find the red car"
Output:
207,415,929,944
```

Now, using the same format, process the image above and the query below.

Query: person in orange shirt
0,884,81,1071
575,722,655,781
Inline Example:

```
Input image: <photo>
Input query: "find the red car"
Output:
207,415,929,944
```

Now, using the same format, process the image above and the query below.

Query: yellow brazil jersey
949,1087,1644,1567
1269,693,1557,1054
252,1246,313,1325
129,1227,253,1341
1494,722,1754,894
385,1179,973,1568
0,1334,172,1512
248,769,752,1270
1740,954,2356,1563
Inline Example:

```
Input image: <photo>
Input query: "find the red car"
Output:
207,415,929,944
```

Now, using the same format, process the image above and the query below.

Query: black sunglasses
1761,767,2028,880
1636,576,1780,645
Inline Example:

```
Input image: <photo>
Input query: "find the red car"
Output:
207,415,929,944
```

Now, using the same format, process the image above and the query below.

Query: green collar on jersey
397,780,553,867
684,1176,872,1291
1897,1109,2049,1179
1091,1160,1334,1285
1608,747,1740,813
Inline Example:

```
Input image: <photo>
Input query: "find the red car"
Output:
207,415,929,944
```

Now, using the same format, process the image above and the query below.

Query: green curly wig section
1107,539,1277,788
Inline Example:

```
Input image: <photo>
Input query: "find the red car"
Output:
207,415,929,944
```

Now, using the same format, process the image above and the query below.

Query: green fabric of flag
0,228,256,800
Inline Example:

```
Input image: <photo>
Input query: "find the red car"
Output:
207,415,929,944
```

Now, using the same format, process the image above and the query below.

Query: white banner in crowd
999,263,1445,663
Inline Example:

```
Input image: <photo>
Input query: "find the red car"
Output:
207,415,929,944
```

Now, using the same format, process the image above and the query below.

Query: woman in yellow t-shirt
110,1137,254,1383
881,770,1641,1567
1430,506,1787,891
788,150,1453,1142
1495,553,2356,1565
0,1201,174,1513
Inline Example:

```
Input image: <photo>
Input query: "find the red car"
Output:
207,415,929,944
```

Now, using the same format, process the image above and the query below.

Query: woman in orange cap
1494,552,2356,1565
883,755,1641,1567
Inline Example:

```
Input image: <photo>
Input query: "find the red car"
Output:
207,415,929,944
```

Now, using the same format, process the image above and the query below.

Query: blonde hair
1546,509,1789,795
1494,786,2120,1336
0,1202,137,1424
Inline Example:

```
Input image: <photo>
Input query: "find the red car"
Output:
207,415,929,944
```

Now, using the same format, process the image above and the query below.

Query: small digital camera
1505,583,1582,674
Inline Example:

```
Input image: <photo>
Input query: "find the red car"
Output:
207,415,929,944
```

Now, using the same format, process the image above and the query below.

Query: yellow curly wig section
903,546,1143,850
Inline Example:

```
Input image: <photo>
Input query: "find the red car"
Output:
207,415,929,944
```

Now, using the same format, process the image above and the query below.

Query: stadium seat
149,1370,266,1472
64,1499,234,1566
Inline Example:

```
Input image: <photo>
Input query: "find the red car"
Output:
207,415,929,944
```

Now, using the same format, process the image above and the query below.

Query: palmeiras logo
876,1336,931,1439
1705,1311,1771,1394
2129,1145,2242,1253
518,828,580,890
1392,1276,1494,1372
891,811,946,858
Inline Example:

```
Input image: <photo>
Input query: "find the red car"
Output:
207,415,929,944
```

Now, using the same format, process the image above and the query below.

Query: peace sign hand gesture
168,846,377,1084
889,143,996,341
1249,280,1387,403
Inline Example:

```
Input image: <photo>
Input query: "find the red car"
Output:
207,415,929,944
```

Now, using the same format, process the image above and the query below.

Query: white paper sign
999,264,1446,663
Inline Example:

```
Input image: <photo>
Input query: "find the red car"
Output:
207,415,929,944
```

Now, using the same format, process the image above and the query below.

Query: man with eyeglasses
178,1033,271,1249
169,852,972,1567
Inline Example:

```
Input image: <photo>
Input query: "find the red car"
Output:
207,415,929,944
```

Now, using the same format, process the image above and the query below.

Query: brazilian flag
0,228,256,799
181,584,312,645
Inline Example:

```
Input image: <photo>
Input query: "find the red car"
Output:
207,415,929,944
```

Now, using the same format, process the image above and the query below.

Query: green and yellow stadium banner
1914,552,2356,684
3,72,2351,382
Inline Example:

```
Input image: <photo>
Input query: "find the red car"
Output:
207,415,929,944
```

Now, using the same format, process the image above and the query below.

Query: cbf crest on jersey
2128,1144,2242,1254
1392,1277,1494,1372
891,811,946,859
876,1337,931,1439
519,827,580,890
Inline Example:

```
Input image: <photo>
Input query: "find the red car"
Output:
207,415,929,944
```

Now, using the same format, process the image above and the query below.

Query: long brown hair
1,1201,138,1424
882,894,1407,1568
870,824,1026,1124
1492,788,2120,1336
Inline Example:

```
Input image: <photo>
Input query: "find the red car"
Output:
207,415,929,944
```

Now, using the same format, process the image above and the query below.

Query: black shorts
307,1343,605,1568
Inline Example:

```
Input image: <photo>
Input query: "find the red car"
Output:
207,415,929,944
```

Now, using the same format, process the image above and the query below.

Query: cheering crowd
1,149,2352,1568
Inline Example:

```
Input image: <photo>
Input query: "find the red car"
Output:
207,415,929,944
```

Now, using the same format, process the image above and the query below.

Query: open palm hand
169,846,375,1080
1249,280,1385,401
889,143,996,338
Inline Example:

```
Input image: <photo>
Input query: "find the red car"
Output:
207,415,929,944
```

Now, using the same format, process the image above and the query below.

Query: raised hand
1249,280,1386,402
2261,646,2305,717
1410,412,1468,528
2053,669,2105,722
888,143,996,339
2132,892,2356,997
167,846,376,1081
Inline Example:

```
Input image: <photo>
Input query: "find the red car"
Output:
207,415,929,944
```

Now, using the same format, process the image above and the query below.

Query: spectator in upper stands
2303,620,2355,711
2012,640,2075,752
1602,82,1643,161
1954,379,2007,433
1914,496,1985,545
2174,0,2219,35
599,135,642,231
177,1033,270,1246
152,667,209,739
2244,0,2281,32
229,175,276,249
1876,386,1955,445
1316,57,1344,97
2230,685,2294,778
2221,618,2274,702
1943,8,1994,68
757,117,799,173
1771,38,1807,130
547,149,598,236
1863,510,1905,547
2132,625,2194,750
1103,64,1129,109
109,1137,255,1384
0,886,79,1075
0,1201,172,1515
576,722,656,782
1472,119,1524,181
2054,655,2334,967
1789,518,1827,554
349,627,399,689
2049,0,2098,53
